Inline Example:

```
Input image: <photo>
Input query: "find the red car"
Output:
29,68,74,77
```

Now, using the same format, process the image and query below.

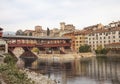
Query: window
104,37,105,39
113,40,115,42
106,33,108,36
100,33,102,35
113,36,115,38
112,31,115,34
119,31,120,34
108,36,110,39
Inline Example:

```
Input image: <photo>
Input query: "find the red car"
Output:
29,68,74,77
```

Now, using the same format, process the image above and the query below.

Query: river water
31,56,120,84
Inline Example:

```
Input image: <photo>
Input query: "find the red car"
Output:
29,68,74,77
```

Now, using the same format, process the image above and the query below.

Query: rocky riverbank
22,69,57,84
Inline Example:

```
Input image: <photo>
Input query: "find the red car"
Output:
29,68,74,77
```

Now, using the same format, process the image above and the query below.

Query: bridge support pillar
5,43,8,53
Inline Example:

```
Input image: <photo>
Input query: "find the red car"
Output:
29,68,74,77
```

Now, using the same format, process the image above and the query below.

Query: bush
79,44,91,53
0,54,34,84
4,54,16,65
95,48,108,54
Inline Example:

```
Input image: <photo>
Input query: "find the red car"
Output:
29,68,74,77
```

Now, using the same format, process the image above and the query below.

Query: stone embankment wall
36,52,96,63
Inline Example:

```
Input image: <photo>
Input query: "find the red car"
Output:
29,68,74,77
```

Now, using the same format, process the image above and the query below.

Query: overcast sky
0,0,120,32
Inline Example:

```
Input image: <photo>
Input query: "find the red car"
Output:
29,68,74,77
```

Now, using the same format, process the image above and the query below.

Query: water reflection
34,56,120,84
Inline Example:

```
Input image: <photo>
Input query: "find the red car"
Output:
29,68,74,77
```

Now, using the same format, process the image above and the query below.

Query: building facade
85,21,120,50
74,31,87,52
62,32,75,51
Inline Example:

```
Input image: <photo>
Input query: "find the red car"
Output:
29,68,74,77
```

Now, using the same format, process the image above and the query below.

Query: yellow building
74,30,86,52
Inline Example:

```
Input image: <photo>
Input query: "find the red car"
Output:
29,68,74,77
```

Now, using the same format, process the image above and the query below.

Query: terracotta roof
87,27,120,34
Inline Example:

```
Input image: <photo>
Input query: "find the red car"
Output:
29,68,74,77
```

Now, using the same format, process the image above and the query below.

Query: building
0,28,7,53
86,22,120,50
62,32,75,51
24,26,47,37
21,22,76,37
59,22,75,36
74,30,87,52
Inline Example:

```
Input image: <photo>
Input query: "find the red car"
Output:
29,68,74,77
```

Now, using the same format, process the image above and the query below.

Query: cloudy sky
0,0,120,32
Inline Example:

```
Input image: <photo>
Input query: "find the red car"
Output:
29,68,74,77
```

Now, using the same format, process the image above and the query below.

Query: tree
16,30,24,35
4,54,16,64
95,45,108,54
31,48,39,54
95,45,103,54
47,27,50,36
29,32,32,36
95,48,108,54
79,44,91,53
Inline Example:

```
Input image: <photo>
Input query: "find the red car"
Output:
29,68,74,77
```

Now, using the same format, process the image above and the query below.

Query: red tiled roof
86,27,120,34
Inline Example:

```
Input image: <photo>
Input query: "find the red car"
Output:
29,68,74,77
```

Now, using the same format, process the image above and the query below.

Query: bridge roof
2,35,71,40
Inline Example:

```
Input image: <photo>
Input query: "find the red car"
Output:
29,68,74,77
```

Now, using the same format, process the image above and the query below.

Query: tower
60,22,65,31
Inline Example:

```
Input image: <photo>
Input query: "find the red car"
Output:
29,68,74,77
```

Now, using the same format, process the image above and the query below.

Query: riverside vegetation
0,53,35,84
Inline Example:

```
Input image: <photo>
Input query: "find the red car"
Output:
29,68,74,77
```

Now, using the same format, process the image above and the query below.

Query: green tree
95,45,108,54
79,44,91,53
31,48,39,54
16,30,24,35
4,54,16,65
95,45,103,54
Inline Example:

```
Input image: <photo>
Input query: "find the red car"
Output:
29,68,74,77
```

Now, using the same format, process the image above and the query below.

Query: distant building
23,26,47,37
62,32,75,51
0,28,3,38
59,22,75,36
85,21,120,50
21,22,76,37
0,28,7,53
74,30,87,52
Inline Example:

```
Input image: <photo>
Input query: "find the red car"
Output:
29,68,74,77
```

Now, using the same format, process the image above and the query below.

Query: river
30,56,120,84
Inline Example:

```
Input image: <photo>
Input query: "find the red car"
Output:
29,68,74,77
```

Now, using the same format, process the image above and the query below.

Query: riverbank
22,69,56,84
36,52,95,63
0,53,57,84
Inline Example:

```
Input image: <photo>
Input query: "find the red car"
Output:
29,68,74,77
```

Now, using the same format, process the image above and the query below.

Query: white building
85,21,120,50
